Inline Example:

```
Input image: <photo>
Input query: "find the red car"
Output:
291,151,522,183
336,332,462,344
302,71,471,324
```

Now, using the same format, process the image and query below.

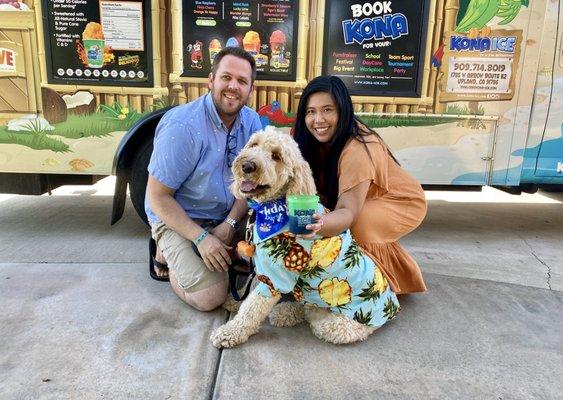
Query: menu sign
182,0,298,81
322,0,429,97
42,0,153,87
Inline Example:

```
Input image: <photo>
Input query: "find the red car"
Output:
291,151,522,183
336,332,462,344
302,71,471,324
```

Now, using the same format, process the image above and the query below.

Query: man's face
208,55,254,122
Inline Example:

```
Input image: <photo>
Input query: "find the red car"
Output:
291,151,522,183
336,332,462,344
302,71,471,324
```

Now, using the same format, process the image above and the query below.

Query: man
146,47,262,311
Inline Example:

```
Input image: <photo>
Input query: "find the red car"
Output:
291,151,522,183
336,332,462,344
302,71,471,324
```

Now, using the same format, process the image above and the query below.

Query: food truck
0,0,561,223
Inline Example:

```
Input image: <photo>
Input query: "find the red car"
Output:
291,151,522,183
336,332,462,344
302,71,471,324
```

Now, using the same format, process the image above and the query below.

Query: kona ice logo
342,2,408,45
87,45,102,59
450,36,516,53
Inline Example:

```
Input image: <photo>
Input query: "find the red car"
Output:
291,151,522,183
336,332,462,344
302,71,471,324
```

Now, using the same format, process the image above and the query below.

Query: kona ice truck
0,0,561,224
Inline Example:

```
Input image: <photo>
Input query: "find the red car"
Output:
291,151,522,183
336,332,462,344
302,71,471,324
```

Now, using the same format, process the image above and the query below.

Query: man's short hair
211,47,257,83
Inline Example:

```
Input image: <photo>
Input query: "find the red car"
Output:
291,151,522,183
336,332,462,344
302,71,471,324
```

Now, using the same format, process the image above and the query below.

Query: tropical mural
0,89,166,173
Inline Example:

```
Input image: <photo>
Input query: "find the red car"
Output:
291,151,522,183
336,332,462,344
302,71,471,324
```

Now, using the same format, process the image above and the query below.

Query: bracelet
194,230,209,246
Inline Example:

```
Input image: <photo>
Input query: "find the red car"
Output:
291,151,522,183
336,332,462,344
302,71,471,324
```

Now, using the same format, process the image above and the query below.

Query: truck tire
129,138,153,226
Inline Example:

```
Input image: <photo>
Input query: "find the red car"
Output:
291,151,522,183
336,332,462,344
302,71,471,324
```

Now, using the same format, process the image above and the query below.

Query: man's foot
149,238,169,281
154,246,169,279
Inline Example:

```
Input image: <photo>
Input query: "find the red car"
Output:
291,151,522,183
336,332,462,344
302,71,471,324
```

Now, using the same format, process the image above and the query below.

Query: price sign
181,0,299,81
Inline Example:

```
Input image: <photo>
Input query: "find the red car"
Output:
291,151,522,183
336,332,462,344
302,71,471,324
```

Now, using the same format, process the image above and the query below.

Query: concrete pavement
0,185,562,399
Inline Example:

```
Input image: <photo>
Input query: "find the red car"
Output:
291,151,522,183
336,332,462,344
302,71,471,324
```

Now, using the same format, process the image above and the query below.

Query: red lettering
0,49,15,66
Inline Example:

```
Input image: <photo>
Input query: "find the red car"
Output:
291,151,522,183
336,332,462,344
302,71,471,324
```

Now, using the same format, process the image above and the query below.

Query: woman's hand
297,213,324,239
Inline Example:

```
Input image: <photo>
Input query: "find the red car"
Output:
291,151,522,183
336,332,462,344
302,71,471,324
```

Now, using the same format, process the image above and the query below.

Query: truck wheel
129,139,153,226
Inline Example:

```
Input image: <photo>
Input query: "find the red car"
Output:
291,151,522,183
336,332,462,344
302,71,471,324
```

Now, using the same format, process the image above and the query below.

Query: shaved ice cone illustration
270,30,289,69
82,22,105,68
226,37,239,48
243,31,261,56
209,39,222,64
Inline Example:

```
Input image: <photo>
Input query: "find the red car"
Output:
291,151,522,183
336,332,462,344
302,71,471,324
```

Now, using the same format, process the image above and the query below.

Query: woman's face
304,92,339,143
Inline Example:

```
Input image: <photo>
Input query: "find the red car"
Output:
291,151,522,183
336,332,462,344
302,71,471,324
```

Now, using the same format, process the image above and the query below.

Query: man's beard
213,90,246,118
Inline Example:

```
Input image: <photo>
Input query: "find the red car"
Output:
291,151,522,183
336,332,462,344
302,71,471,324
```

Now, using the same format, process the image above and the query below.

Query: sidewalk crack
519,236,552,290
208,312,230,400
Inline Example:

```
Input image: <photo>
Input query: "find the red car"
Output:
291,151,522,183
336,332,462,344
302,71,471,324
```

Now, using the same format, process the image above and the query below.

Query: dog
210,127,399,348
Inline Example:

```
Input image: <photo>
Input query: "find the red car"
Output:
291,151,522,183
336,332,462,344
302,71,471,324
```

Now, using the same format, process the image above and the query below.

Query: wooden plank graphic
0,78,29,112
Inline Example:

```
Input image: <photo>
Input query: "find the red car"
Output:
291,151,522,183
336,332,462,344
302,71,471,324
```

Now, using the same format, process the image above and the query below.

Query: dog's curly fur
229,126,317,201
210,127,376,348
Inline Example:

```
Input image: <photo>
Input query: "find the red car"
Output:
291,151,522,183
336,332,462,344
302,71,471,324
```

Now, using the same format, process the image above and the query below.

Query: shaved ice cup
287,195,319,235
83,39,104,68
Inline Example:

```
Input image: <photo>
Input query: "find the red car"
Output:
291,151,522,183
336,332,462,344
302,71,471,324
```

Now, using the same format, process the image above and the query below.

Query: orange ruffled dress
338,137,427,294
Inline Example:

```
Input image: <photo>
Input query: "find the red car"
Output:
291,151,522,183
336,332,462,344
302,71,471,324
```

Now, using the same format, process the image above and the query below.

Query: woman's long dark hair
294,76,395,210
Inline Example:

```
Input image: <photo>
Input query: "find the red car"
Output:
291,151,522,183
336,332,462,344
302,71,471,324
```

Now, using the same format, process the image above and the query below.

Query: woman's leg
351,197,426,243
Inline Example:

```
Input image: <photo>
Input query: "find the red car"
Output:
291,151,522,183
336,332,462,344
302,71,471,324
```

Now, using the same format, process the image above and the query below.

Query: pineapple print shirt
251,202,400,327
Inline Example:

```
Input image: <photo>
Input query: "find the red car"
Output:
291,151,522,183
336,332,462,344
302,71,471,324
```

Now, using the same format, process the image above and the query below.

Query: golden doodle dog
210,127,399,348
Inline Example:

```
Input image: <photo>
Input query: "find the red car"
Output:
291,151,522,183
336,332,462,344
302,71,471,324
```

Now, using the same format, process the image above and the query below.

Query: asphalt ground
0,179,561,400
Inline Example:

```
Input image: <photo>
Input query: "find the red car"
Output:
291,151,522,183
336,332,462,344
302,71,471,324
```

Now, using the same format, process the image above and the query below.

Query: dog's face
231,126,316,203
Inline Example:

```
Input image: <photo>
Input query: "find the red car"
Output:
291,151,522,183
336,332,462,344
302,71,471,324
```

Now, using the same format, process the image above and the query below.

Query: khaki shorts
150,219,246,293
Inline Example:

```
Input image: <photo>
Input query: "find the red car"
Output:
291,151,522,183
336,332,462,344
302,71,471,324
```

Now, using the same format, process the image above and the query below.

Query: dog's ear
286,159,317,196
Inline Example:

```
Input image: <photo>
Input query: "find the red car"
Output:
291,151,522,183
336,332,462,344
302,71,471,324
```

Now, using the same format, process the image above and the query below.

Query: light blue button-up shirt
145,93,262,224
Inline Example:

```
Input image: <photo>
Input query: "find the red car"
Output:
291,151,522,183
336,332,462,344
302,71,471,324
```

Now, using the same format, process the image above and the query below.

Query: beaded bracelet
194,230,209,246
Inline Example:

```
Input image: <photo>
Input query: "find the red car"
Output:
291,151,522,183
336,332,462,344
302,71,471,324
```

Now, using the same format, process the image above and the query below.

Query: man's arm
147,175,233,272
210,197,248,246
228,197,250,222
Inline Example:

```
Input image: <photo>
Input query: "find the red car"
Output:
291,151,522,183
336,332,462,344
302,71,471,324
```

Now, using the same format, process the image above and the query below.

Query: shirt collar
204,93,244,133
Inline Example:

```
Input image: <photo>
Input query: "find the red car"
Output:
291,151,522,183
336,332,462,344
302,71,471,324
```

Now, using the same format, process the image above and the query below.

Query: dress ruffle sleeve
338,139,389,197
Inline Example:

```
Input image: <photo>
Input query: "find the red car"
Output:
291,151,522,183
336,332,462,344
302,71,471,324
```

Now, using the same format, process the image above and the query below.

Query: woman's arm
305,180,371,237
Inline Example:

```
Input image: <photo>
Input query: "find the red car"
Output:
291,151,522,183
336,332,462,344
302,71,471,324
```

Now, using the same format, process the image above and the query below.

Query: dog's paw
269,302,305,327
210,323,249,348
306,308,376,344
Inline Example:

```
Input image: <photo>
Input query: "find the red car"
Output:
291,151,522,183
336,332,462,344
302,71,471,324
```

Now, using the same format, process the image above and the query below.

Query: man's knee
186,281,229,311
170,274,228,311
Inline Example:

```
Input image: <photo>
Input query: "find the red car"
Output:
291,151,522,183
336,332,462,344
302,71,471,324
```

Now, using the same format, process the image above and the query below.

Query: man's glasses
225,133,237,168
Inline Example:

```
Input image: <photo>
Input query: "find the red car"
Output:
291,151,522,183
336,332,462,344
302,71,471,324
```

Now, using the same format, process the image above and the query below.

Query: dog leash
228,209,256,301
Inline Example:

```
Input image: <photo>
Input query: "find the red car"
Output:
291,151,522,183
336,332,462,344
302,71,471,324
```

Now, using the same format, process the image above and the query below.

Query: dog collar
247,198,289,240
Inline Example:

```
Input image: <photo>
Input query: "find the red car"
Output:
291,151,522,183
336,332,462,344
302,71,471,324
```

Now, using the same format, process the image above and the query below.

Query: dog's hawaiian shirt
249,199,400,328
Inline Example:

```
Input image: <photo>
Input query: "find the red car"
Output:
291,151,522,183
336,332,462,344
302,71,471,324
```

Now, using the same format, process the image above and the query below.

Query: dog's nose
242,161,256,173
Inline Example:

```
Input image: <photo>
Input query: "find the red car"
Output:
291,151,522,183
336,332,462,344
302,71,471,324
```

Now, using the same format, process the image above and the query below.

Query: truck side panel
0,0,561,192
532,0,563,182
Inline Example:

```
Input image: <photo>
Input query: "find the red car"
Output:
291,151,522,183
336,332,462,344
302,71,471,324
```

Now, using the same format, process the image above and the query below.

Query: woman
294,76,427,294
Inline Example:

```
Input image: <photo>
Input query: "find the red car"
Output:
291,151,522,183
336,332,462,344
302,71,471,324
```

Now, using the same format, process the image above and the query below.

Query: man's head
208,47,256,126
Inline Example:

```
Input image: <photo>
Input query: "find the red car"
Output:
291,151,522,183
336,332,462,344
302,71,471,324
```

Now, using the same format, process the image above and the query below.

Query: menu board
42,0,153,87
182,0,298,81
322,0,429,97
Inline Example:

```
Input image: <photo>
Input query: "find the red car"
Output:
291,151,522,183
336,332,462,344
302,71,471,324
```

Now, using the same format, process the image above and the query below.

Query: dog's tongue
241,180,258,192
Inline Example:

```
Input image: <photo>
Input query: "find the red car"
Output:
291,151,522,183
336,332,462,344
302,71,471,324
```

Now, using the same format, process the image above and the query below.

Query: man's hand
197,233,232,272
210,222,236,245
